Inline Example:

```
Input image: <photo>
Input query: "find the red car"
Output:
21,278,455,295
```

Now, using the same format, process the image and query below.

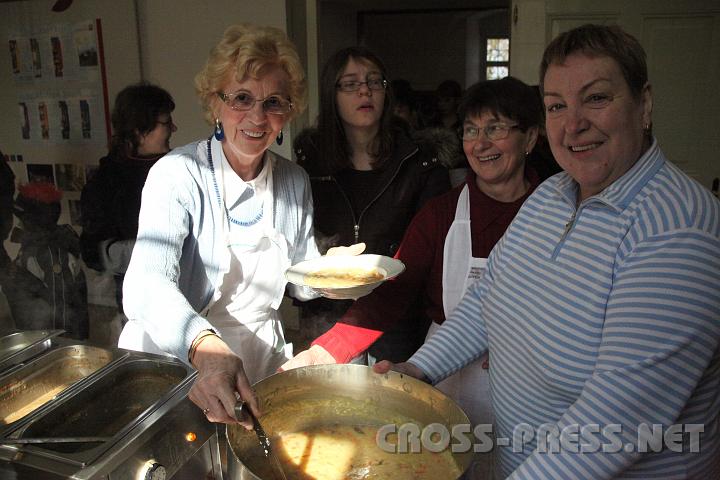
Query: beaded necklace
206,138,264,227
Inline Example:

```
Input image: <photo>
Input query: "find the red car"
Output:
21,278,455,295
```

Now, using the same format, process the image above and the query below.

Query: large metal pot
226,364,472,479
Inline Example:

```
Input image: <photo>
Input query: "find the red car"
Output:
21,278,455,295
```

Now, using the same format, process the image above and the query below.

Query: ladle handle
233,400,249,422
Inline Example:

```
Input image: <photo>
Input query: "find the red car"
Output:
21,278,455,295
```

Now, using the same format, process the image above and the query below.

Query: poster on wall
7,21,101,84
7,20,107,146
16,91,104,145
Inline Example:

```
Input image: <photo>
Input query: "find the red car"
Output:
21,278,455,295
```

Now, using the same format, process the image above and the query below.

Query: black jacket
80,150,159,311
295,128,451,362
296,130,450,257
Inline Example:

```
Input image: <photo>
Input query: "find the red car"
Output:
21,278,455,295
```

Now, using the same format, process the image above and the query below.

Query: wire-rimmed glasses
462,123,520,142
336,76,388,93
217,91,293,115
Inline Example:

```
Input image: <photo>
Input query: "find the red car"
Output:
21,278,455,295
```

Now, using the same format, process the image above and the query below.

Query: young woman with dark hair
294,47,451,363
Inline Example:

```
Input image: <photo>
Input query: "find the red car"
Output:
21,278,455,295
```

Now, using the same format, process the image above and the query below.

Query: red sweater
314,170,540,362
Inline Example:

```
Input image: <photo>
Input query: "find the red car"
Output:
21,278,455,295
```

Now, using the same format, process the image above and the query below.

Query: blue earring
214,118,224,141
276,130,283,145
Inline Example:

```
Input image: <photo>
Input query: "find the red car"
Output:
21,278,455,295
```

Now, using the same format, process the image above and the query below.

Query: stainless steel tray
0,330,63,372
0,344,121,430
3,356,193,467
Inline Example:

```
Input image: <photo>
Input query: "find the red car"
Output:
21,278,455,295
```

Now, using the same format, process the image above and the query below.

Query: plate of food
286,254,405,299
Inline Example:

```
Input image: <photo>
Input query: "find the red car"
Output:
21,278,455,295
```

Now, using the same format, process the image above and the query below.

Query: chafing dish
0,330,63,372
0,332,222,479
0,344,121,432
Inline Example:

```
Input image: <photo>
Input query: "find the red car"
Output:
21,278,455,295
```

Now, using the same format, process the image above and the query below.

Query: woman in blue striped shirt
376,24,720,479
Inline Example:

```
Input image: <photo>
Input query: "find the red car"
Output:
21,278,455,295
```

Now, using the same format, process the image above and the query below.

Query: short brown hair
194,24,307,124
458,76,542,132
111,83,175,155
540,24,648,99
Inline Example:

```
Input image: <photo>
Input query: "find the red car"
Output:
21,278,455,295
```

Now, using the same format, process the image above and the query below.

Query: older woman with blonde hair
120,24,355,424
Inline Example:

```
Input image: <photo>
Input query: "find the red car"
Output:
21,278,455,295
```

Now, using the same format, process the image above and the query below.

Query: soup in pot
274,423,461,480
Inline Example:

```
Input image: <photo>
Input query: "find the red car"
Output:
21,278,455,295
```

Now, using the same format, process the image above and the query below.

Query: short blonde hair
195,24,307,124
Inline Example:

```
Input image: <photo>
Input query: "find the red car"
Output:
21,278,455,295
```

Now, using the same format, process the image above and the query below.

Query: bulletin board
8,18,109,146
4,18,110,231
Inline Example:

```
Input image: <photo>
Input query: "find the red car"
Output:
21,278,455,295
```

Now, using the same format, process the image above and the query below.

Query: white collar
217,147,270,211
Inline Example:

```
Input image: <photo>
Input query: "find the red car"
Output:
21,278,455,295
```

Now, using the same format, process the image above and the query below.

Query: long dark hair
316,47,395,173
110,82,175,156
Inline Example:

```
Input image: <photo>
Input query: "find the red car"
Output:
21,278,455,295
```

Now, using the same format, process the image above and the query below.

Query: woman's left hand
188,335,258,428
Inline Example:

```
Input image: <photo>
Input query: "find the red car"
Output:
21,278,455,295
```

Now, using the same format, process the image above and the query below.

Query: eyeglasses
217,91,293,115
336,76,388,92
462,123,520,142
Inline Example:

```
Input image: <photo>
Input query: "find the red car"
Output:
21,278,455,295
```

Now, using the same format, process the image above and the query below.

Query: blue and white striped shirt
411,140,720,479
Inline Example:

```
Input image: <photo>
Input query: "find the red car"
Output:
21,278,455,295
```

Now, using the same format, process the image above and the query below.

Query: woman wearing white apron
428,183,493,479
284,78,549,478
120,25,361,424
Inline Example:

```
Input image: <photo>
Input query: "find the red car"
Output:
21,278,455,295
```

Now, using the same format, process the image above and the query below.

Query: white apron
426,184,493,480
120,141,292,384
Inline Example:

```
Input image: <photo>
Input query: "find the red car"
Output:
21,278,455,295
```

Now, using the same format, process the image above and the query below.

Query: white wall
509,0,546,84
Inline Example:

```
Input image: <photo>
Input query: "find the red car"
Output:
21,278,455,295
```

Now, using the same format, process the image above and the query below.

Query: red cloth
315,170,539,362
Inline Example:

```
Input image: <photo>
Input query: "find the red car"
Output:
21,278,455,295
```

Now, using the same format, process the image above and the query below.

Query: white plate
285,254,405,298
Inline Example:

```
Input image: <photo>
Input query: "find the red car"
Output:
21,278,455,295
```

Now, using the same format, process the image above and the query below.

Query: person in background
390,78,418,129
121,24,360,425
432,79,463,132
0,152,16,333
80,82,176,343
284,77,544,479
0,151,14,267
390,80,467,185
294,46,451,363
6,182,88,339
375,24,720,478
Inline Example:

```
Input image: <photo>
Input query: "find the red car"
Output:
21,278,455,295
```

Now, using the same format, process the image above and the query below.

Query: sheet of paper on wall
8,20,107,146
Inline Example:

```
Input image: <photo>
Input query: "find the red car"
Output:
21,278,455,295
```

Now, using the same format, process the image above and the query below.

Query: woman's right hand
373,360,429,382
187,335,258,427
279,344,336,371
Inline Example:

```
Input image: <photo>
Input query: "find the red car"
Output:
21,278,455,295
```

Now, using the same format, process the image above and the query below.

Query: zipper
319,147,419,246
355,147,418,245
325,177,359,243
551,209,577,260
